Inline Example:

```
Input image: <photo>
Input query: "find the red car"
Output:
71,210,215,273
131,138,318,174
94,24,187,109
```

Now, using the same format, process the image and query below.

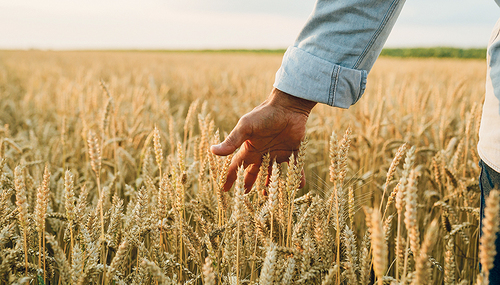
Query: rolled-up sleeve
274,0,406,108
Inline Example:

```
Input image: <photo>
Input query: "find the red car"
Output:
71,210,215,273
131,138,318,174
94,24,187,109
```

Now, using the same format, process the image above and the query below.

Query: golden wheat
0,50,487,284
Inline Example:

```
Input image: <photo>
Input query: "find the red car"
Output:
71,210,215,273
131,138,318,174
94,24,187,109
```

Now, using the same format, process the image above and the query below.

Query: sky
0,0,499,50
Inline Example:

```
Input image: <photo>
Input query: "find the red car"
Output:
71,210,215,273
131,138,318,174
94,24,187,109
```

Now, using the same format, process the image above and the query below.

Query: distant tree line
379,47,487,59
102,47,487,59
199,47,488,59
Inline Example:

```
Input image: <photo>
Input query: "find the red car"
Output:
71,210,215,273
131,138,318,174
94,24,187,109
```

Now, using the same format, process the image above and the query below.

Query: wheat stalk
233,165,245,283
14,165,29,276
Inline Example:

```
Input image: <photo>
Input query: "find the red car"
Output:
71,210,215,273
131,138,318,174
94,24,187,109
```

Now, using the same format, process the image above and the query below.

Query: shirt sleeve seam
330,65,341,106
356,70,367,103
352,0,401,70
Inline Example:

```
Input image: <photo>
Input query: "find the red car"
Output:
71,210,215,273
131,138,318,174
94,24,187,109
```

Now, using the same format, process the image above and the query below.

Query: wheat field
0,50,491,284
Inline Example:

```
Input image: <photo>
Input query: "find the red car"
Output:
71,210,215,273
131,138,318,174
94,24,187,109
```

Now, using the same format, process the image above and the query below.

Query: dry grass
0,50,490,284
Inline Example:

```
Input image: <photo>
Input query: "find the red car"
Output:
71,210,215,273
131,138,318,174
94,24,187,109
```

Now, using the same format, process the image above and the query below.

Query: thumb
211,117,251,156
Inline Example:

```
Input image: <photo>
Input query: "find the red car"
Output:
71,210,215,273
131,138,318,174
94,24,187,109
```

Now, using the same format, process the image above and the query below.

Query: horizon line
0,46,488,52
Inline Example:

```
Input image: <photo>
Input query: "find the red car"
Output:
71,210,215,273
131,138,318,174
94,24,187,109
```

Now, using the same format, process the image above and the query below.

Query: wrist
268,88,317,116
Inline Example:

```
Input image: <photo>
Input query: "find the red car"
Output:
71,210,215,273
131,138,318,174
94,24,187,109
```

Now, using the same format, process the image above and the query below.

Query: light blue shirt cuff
273,46,367,109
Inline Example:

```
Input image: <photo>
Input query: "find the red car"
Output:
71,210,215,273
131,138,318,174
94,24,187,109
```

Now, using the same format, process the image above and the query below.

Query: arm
275,0,405,108
211,0,406,191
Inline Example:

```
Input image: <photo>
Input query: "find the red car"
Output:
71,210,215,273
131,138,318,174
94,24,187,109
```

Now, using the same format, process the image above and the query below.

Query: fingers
222,147,243,192
223,161,260,193
223,161,238,192
222,142,258,192
211,116,251,156
244,164,261,193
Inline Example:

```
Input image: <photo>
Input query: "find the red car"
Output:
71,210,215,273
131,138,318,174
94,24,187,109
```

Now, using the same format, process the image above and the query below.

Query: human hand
210,88,316,192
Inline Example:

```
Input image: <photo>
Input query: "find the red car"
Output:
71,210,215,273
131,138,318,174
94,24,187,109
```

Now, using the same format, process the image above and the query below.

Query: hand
210,88,316,192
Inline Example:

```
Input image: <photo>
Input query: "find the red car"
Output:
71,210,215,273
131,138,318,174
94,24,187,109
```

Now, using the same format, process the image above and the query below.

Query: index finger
211,115,252,156
223,141,261,192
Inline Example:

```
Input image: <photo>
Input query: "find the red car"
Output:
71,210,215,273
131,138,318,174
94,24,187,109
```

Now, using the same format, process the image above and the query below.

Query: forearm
274,0,406,108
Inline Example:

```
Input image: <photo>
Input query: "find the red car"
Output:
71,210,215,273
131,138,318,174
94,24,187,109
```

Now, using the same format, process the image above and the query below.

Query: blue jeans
480,160,500,282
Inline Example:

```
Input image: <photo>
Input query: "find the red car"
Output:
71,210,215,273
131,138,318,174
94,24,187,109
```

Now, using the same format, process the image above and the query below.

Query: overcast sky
1,0,499,50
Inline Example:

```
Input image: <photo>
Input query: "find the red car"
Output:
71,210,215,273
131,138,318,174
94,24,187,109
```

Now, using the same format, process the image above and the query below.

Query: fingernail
210,144,219,153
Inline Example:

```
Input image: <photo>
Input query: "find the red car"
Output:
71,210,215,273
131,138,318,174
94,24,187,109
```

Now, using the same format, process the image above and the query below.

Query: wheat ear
183,99,199,146
478,189,500,284
342,225,358,284
268,160,279,241
87,130,104,243
256,153,270,196
259,243,277,285
395,145,415,279
444,237,456,285
217,153,233,226
369,208,387,285
34,165,50,281
203,256,215,285
107,239,129,282
329,131,339,183
404,170,420,256
412,219,439,285
380,142,408,213
153,126,163,178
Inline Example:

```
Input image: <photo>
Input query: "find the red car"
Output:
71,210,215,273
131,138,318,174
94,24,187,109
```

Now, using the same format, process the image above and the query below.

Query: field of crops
0,50,490,284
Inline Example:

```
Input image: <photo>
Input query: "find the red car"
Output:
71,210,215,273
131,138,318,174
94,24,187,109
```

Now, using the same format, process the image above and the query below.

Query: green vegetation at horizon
380,47,486,59
2,47,487,59
96,47,489,58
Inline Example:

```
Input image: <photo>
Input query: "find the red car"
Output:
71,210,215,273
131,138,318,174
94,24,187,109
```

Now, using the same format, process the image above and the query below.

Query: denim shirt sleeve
273,0,406,108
